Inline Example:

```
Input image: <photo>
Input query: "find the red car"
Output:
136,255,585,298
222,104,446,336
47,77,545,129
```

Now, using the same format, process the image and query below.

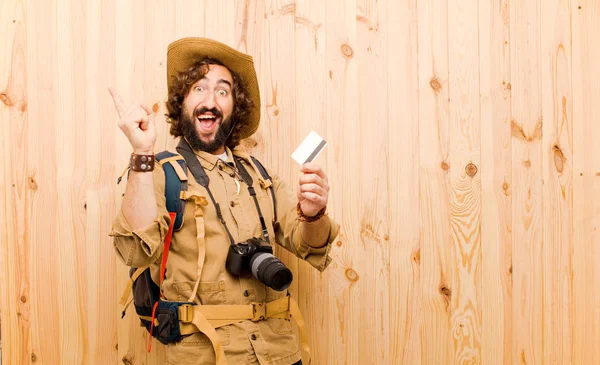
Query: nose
201,89,216,109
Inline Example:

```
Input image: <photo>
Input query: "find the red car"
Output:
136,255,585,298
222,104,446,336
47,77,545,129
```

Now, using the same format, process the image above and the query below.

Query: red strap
148,212,177,353
147,301,159,352
160,212,178,287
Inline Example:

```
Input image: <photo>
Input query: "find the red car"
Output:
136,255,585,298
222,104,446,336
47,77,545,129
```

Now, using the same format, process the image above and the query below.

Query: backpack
118,149,276,350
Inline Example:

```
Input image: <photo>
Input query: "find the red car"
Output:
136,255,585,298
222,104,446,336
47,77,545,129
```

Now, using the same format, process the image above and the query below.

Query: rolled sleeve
109,210,166,267
295,216,340,272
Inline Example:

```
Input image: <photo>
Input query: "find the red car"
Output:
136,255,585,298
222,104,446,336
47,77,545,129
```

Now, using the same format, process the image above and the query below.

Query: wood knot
430,77,441,92
345,268,359,282
465,163,478,177
508,265,513,275
502,182,509,191
0,92,13,106
31,353,37,362
522,160,531,168
28,176,38,191
20,295,27,303
267,105,280,119
439,285,452,299
341,44,354,58
553,145,565,173
122,356,133,365
413,249,420,264
336,240,343,247
152,103,159,113
441,161,449,171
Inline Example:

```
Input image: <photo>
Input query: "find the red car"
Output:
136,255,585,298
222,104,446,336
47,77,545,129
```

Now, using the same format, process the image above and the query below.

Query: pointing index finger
108,87,127,116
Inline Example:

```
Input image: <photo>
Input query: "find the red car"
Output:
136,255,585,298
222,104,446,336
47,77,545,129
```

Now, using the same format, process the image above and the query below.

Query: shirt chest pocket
172,280,226,305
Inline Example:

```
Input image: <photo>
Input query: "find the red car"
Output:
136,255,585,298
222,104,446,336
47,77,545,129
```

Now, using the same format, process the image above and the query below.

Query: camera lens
249,252,293,291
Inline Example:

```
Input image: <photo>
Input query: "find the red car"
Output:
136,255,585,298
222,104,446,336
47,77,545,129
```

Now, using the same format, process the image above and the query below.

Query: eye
193,85,205,92
217,89,229,96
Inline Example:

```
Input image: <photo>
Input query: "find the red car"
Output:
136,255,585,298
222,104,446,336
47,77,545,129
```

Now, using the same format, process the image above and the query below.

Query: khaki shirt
110,144,339,365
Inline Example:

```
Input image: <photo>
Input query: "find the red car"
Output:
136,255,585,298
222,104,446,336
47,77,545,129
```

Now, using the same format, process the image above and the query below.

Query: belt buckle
251,302,266,321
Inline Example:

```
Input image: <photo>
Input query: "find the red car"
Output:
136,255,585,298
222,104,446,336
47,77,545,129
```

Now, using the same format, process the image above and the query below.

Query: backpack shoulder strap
249,156,277,221
156,151,188,231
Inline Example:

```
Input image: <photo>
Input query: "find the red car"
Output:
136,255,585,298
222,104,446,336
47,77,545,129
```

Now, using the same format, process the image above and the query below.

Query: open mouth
196,113,221,133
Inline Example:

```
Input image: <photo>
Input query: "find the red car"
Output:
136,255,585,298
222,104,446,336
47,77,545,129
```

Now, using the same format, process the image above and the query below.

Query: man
109,37,339,365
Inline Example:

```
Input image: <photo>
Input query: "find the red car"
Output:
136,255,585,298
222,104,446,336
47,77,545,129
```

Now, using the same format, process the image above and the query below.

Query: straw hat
167,37,260,139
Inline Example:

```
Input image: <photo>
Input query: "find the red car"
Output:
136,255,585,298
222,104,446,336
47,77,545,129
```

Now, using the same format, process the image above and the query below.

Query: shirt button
251,334,257,341
230,201,235,207
243,290,250,297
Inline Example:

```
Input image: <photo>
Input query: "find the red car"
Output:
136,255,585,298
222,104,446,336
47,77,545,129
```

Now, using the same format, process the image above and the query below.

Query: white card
292,131,327,165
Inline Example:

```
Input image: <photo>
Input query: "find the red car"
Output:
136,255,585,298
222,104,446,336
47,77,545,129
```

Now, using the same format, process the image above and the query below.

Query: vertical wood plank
510,0,544,363
0,1,29,364
479,0,513,364
26,0,61,363
541,0,574,364
386,0,421,363
324,0,360,364
572,1,600,364
447,0,483,363
417,0,454,363
354,0,391,363
55,0,87,362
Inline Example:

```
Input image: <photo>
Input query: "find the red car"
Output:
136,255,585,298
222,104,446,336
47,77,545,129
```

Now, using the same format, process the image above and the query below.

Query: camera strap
176,139,236,246
233,157,271,243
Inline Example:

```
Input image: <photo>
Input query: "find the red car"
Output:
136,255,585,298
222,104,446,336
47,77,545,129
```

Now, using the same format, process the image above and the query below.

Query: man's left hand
297,162,330,217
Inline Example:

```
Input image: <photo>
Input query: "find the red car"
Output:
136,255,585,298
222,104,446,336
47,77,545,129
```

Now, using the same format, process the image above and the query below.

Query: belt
177,296,310,365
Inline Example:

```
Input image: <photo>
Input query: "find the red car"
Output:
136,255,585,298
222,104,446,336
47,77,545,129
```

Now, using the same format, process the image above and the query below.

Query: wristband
297,202,326,222
130,153,155,172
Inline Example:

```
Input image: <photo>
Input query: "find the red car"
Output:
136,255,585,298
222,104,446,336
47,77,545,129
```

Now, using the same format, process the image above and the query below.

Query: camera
225,237,293,291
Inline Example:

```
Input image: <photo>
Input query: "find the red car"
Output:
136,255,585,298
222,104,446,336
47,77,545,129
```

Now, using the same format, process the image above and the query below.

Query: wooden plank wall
1,0,599,364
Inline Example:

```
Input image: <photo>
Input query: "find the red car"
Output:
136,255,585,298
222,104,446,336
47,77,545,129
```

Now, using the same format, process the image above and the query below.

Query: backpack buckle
251,302,266,321
178,304,194,323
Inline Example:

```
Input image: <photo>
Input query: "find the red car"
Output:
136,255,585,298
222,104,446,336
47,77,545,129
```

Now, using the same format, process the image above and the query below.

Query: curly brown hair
166,58,254,149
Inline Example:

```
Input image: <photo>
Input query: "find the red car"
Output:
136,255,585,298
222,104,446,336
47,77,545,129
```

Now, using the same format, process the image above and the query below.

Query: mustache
195,107,222,119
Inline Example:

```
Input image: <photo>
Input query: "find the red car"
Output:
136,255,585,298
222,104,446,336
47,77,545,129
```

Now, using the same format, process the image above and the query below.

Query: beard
180,107,235,153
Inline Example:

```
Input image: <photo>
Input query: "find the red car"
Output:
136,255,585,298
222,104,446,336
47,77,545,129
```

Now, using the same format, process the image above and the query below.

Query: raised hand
297,162,330,217
109,88,157,154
